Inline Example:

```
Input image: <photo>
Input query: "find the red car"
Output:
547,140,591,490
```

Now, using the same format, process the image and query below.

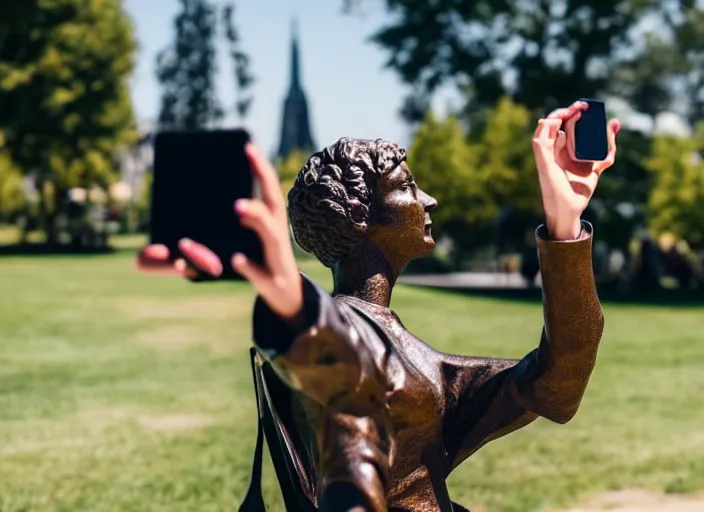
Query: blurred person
138,101,620,512
660,236,701,290
633,234,661,292
519,228,540,288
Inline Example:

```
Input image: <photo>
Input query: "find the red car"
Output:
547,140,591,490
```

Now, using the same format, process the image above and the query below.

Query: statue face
369,162,438,263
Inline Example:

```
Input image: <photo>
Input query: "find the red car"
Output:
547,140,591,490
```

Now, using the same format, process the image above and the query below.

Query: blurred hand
136,241,221,281
136,144,303,321
229,145,303,320
532,101,620,240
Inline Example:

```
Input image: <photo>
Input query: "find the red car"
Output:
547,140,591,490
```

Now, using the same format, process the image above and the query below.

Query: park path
399,271,535,289
550,490,704,511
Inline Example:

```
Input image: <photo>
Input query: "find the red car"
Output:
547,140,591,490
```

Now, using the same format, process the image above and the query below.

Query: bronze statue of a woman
139,101,621,511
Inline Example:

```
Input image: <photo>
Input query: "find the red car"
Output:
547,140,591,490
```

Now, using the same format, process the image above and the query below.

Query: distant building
275,20,316,160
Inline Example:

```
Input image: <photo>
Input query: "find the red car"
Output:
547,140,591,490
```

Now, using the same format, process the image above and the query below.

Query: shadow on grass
0,243,117,258
402,283,704,308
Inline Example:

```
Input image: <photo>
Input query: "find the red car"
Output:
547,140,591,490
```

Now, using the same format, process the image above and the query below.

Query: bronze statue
139,101,621,511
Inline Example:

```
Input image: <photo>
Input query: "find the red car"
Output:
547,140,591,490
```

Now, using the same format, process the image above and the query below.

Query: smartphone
150,129,263,279
572,99,608,162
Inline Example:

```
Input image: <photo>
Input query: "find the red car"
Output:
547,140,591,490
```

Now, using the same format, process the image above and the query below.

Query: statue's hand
532,101,620,240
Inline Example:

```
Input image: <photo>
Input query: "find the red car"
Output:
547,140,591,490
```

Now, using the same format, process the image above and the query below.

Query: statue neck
331,244,404,308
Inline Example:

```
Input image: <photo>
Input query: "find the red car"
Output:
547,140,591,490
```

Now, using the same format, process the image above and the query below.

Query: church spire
276,18,316,160
290,18,301,89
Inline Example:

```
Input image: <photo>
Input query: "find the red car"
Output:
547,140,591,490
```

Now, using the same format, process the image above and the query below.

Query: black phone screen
573,99,608,161
150,129,263,279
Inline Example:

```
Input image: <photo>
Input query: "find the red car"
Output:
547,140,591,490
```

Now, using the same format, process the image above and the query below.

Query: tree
408,98,541,263
0,150,27,219
614,3,704,125
645,123,704,249
134,170,153,232
223,4,255,122
344,0,702,125
407,111,482,265
470,97,544,253
469,97,541,217
408,112,477,224
0,0,136,242
676,4,704,126
156,0,222,130
156,1,256,129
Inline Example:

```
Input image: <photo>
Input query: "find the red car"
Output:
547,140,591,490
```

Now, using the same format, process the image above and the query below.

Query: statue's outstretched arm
253,274,392,512
512,221,604,424
444,221,603,471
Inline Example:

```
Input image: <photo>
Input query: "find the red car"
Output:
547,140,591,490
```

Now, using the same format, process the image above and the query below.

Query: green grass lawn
1,243,703,511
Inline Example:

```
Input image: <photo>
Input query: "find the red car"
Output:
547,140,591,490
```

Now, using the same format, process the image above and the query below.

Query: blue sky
122,0,690,153
123,0,457,155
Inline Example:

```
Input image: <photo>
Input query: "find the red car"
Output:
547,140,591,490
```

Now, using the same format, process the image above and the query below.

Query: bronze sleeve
252,274,391,511
444,221,603,470
512,220,604,424
252,274,380,406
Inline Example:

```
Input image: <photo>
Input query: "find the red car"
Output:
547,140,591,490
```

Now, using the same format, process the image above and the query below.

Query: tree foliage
157,0,256,130
469,97,540,217
408,111,477,227
616,3,704,124
408,98,539,259
156,0,222,130
277,149,308,199
645,123,704,249
0,0,136,238
345,0,704,124
223,4,255,122
0,150,27,218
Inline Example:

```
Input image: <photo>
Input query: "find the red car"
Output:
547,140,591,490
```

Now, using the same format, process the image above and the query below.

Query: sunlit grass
0,248,702,511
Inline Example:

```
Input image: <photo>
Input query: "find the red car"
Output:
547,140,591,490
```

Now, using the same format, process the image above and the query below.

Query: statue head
288,137,438,269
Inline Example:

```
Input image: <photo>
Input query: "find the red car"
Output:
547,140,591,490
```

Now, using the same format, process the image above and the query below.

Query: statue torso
332,295,462,511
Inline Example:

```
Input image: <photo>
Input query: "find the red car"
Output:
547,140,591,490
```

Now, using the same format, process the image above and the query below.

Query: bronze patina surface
243,138,603,512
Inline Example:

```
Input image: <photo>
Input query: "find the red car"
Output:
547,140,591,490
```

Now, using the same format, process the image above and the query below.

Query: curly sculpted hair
287,137,407,268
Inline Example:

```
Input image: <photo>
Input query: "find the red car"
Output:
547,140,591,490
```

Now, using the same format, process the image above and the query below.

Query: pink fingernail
234,200,247,213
